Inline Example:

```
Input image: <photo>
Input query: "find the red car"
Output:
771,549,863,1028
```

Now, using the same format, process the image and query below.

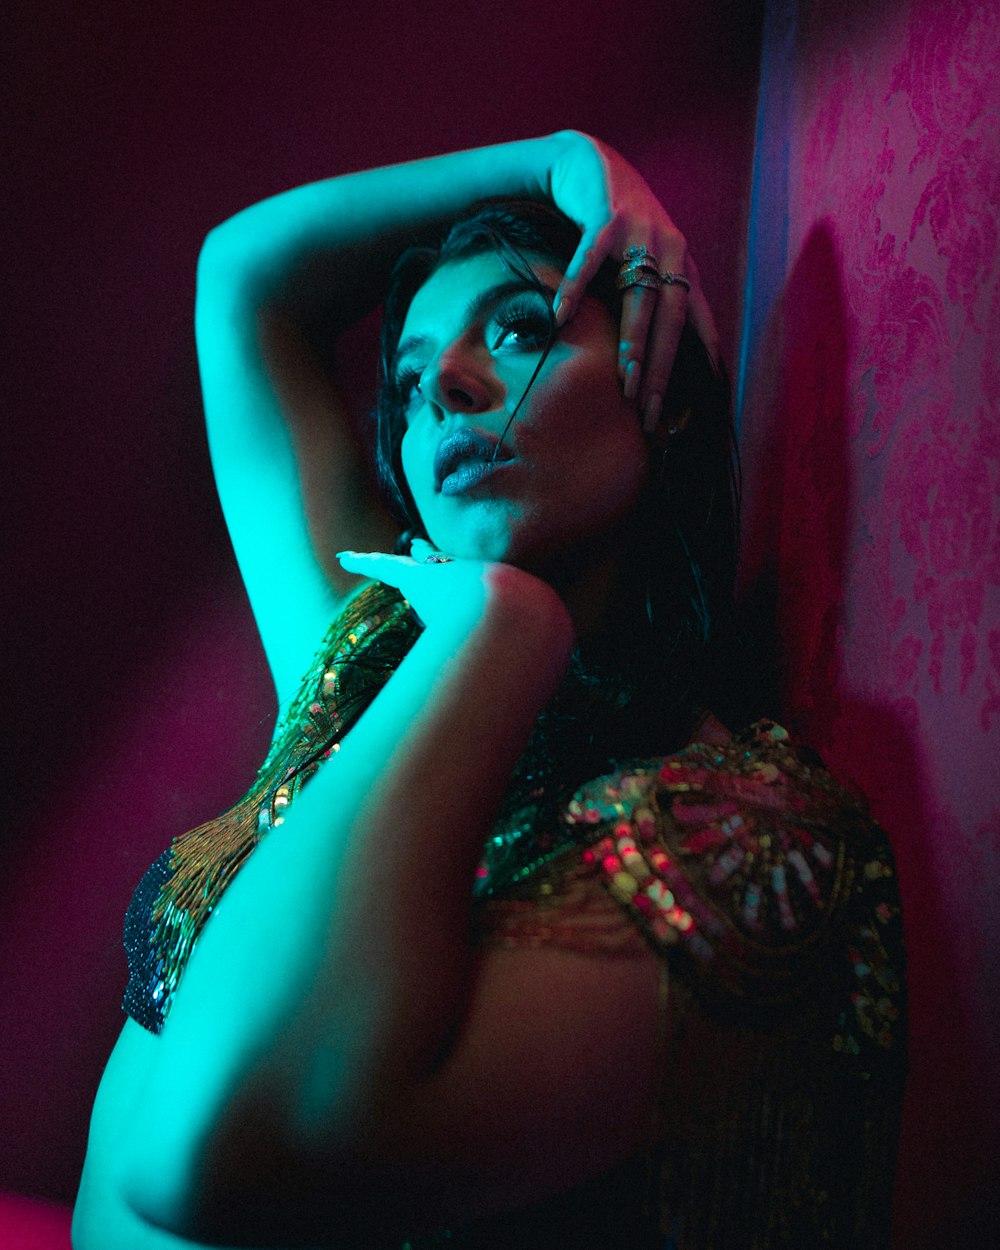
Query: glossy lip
439,458,516,496
433,429,514,493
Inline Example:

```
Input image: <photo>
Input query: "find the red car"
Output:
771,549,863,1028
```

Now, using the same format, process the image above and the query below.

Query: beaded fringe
656,992,903,1248
149,583,420,1024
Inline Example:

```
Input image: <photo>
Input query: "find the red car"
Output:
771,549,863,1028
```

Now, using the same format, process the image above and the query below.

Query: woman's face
395,251,647,569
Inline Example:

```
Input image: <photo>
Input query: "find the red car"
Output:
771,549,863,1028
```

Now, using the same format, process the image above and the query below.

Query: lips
433,430,514,492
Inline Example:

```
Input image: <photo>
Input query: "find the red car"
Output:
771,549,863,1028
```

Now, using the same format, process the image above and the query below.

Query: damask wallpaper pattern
741,1,999,1241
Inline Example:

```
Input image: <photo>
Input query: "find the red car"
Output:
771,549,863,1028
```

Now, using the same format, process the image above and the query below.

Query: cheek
395,429,438,541
562,382,648,523
591,438,648,525
529,362,644,474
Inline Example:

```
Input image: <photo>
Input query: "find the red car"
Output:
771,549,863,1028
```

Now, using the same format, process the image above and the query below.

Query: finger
336,550,415,574
638,286,688,433
617,283,659,396
408,536,439,560
682,254,722,369
553,221,618,326
337,550,399,562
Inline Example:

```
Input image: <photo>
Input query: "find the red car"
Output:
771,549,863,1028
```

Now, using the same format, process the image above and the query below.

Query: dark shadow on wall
734,221,852,744
738,219,986,1245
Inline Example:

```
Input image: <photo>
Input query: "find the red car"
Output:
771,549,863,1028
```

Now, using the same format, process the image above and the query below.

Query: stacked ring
623,244,658,266
616,245,692,294
617,269,661,291
616,244,661,291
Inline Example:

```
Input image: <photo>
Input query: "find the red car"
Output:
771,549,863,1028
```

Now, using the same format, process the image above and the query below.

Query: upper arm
194,237,398,701
175,940,665,1245
88,919,664,1250
389,941,664,1222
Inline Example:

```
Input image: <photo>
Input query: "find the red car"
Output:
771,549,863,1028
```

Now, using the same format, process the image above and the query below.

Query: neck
528,520,700,756
528,521,639,644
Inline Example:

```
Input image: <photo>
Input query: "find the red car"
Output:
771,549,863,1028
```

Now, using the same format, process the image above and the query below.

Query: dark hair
375,200,740,749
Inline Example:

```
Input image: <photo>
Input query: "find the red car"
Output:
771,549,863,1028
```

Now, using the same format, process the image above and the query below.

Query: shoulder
563,722,905,1038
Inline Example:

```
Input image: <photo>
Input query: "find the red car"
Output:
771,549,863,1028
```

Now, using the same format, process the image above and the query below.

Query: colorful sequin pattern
561,720,905,1071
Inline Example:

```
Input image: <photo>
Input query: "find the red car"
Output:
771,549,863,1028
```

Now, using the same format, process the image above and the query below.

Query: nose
420,344,498,416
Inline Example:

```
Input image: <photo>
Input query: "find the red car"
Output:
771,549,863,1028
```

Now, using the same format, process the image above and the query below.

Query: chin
424,501,523,565
425,490,635,572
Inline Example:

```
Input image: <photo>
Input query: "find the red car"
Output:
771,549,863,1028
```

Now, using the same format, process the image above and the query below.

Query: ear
645,405,692,452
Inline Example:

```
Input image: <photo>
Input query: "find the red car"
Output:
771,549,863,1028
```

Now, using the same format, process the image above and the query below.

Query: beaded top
122,581,906,1249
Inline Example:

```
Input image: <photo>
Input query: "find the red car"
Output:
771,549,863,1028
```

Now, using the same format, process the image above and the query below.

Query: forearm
124,573,573,1233
199,132,568,320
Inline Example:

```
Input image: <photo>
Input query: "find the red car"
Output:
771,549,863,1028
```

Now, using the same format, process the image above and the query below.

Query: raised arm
195,131,714,701
196,135,555,701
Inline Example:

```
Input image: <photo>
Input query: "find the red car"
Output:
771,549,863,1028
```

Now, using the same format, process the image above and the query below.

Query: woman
73,132,906,1249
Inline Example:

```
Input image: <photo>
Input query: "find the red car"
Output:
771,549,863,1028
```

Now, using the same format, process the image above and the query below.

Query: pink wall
740,0,1000,1243
3,0,763,1212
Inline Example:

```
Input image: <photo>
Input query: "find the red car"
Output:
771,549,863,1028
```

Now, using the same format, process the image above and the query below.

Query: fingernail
624,359,641,400
643,393,662,433
554,298,573,327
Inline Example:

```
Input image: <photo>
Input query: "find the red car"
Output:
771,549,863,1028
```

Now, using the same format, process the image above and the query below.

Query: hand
336,539,572,641
546,130,720,432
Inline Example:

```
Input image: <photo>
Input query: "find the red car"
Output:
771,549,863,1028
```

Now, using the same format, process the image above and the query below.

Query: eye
491,296,552,352
393,365,424,417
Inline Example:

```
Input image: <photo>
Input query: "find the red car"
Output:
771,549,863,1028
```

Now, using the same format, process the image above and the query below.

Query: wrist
480,563,575,659
538,129,582,200
477,132,567,207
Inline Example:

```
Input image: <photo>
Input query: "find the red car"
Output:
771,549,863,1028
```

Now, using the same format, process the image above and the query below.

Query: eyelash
491,297,553,349
394,366,421,406
393,293,554,409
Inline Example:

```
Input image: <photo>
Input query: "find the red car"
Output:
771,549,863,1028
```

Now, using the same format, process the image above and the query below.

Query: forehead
400,252,562,341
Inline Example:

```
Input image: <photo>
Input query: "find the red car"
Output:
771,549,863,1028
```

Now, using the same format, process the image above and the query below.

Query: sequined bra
122,581,906,1249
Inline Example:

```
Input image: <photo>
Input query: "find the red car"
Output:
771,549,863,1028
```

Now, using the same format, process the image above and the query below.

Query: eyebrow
393,277,556,373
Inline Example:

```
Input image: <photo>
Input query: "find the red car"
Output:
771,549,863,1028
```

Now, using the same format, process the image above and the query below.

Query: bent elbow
121,1090,381,1246
195,224,257,308
126,1145,403,1248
